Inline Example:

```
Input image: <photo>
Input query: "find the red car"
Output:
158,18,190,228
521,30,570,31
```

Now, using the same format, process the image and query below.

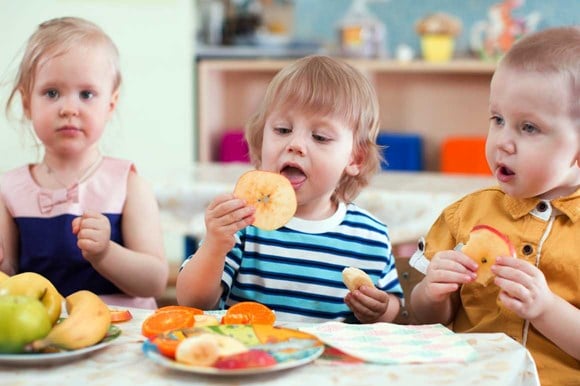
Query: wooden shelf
196,58,496,170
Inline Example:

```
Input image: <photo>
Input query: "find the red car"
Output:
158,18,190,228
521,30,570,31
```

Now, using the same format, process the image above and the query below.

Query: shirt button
522,244,534,255
537,201,548,212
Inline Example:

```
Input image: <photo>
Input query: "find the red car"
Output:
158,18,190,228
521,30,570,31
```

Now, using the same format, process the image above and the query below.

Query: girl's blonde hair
245,55,382,203
5,16,121,117
499,26,580,121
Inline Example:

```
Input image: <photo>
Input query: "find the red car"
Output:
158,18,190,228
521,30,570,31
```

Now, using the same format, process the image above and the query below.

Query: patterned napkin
301,322,478,365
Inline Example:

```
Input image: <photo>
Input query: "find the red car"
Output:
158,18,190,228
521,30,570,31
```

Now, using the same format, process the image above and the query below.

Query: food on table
233,170,297,230
109,308,133,323
214,349,277,370
0,271,9,284
222,301,276,325
342,267,374,292
151,329,193,359
30,290,111,351
0,295,51,353
155,305,204,316
175,333,248,366
461,224,516,286
0,271,63,325
141,308,196,339
193,314,220,327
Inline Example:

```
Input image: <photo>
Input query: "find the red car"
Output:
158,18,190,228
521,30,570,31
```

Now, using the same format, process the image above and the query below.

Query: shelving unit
196,58,496,171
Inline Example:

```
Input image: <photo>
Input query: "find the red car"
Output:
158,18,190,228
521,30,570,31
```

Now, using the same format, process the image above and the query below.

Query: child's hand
203,193,255,251
492,256,555,320
71,210,111,262
344,285,389,323
422,250,478,302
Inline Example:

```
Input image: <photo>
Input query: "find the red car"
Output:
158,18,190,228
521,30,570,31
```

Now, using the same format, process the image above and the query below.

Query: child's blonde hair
5,16,121,117
245,55,382,203
499,26,580,121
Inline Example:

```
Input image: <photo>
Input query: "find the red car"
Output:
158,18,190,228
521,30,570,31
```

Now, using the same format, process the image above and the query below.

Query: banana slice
342,267,374,292
175,333,248,367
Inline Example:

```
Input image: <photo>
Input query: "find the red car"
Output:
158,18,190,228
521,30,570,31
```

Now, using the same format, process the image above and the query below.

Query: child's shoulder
344,202,388,229
442,186,506,221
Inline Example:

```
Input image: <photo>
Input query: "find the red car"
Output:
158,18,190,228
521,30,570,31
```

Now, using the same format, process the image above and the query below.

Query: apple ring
233,170,297,231
461,224,515,286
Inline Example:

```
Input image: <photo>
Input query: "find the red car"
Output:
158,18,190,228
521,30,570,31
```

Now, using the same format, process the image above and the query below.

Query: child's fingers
71,217,81,234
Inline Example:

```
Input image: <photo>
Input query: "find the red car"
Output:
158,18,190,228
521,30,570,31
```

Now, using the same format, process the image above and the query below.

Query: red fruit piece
214,349,277,370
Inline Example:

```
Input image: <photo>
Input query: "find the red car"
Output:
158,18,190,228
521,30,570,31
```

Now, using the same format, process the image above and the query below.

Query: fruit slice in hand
342,267,374,292
233,170,297,231
222,301,276,325
461,224,516,286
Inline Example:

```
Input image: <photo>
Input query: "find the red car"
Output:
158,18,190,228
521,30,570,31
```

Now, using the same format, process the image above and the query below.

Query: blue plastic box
376,132,423,171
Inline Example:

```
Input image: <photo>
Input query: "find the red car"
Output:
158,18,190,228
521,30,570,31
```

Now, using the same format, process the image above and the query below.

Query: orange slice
141,309,195,339
222,301,276,325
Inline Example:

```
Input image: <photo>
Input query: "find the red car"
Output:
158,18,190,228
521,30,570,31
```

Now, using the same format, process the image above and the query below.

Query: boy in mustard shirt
410,27,580,386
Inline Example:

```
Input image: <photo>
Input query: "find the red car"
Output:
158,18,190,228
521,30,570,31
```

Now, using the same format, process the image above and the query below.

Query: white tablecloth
1,307,539,386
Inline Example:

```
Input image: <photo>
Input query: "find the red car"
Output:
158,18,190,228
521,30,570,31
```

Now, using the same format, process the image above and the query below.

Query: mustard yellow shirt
418,186,580,386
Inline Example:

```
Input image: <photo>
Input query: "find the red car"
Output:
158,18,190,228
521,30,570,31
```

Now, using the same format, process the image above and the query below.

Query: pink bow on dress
38,184,79,214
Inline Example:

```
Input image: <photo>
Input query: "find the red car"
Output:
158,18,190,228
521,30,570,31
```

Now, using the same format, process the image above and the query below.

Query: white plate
0,325,121,366
142,325,324,376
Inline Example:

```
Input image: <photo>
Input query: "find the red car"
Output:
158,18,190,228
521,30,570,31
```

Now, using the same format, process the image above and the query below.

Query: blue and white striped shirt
220,202,403,323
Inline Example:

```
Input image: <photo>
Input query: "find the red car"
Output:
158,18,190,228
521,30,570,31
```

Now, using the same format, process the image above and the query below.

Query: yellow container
421,34,455,62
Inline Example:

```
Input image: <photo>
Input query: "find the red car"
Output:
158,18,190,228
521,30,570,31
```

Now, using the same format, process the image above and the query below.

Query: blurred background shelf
196,58,495,170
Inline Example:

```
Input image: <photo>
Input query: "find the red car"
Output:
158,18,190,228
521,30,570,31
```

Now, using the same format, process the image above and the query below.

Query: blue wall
292,0,579,56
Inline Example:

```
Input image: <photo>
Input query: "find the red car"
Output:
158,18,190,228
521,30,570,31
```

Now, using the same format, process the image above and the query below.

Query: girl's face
486,66,580,199
23,44,118,158
260,106,361,220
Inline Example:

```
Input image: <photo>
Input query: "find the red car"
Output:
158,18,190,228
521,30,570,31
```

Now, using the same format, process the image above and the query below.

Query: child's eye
489,115,504,126
312,133,329,142
45,89,59,99
521,123,538,134
80,90,94,100
274,127,291,135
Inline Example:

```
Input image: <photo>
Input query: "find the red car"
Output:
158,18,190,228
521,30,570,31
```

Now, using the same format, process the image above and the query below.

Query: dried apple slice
342,267,374,292
461,224,516,286
233,170,297,231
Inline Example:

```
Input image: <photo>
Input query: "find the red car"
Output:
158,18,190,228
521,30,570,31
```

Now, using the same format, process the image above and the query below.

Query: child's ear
107,88,120,117
345,150,363,176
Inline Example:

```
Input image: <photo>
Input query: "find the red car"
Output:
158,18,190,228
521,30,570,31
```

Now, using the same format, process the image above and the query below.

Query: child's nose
495,129,516,154
59,97,80,117
286,134,307,155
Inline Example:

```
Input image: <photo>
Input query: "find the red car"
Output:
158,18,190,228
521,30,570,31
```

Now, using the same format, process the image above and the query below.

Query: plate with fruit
0,272,121,365
140,301,323,375
142,324,324,375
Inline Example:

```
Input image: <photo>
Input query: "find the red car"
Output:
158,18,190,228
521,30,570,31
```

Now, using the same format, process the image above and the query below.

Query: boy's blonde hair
245,55,382,203
5,16,121,117
499,26,580,121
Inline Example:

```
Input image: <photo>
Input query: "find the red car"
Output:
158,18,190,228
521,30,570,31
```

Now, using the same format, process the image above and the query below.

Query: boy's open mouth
280,165,306,186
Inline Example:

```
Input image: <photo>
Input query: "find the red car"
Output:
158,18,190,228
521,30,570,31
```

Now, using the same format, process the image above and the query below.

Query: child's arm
0,199,18,275
176,193,255,309
493,256,580,359
410,249,477,325
72,171,168,298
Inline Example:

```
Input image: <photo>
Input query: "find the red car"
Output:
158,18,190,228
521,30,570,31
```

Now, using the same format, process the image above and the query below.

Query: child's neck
39,152,103,189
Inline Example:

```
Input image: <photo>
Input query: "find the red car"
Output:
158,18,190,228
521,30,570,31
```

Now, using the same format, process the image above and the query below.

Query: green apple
0,295,52,353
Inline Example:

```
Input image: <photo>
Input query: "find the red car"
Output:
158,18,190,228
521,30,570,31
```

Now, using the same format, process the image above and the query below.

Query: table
154,163,496,246
1,307,540,386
